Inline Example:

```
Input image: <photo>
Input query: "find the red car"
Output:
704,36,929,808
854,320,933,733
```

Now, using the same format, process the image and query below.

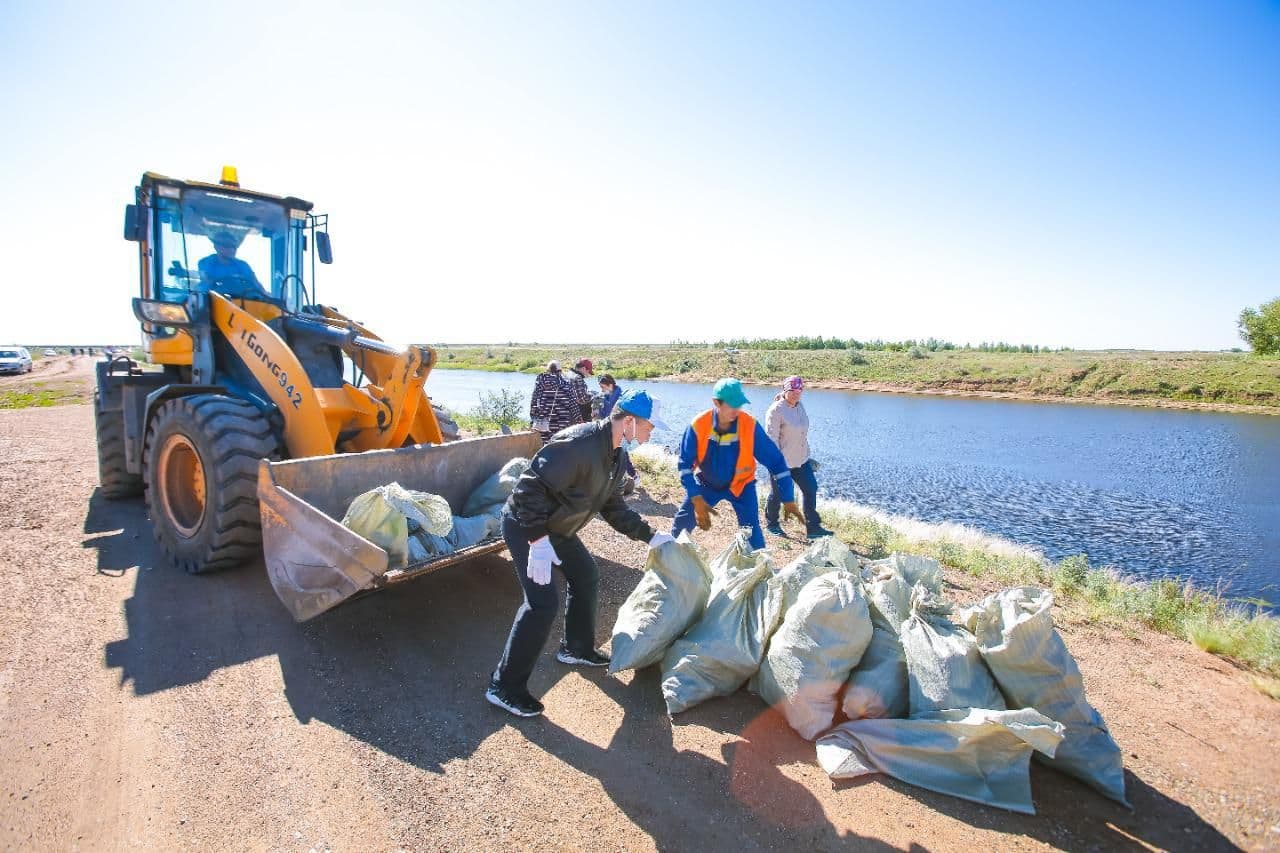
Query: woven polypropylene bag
660,533,783,714
959,587,1129,806
842,623,909,720
462,457,530,516
342,483,453,567
757,570,873,740
816,708,1065,815
841,560,928,720
609,534,712,674
901,586,1006,715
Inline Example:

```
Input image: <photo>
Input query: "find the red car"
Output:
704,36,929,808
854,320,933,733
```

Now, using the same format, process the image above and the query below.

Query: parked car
0,347,33,375
43,348,58,357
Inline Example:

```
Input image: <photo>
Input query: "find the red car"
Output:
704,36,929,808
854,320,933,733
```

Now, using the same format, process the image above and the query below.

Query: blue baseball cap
616,389,668,430
712,377,750,409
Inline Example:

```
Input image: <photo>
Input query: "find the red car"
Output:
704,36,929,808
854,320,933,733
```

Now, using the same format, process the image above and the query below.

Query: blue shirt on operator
197,254,269,300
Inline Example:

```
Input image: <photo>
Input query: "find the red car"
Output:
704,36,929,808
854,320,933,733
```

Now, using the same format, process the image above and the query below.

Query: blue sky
1,1,1276,350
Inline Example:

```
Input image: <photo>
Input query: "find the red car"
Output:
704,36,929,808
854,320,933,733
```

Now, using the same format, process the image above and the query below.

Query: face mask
621,417,641,453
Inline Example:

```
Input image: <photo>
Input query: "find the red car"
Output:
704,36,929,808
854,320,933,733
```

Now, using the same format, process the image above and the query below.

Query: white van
0,347,33,375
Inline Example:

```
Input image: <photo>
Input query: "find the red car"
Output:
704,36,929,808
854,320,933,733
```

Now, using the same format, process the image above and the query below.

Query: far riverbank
432,345,1280,415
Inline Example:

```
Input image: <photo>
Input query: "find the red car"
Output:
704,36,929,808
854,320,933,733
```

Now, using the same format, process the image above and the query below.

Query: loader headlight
133,298,192,327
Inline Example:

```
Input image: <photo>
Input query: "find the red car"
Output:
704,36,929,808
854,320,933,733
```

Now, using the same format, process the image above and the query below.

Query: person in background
672,378,803,550
530,361,577,443
487,390,673,717
598,374,622,418
599,374,638,486
764,376,833,539
569,358,595,422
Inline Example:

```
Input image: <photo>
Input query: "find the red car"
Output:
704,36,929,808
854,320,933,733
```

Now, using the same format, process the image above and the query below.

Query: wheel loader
100,167,538,620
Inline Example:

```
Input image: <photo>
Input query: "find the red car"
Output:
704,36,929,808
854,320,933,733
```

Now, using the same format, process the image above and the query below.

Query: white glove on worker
648,532,676,550
527,536,560,586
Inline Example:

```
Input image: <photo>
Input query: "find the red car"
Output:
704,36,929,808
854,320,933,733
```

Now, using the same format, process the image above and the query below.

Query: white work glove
648,532,675,550
527,536,560,586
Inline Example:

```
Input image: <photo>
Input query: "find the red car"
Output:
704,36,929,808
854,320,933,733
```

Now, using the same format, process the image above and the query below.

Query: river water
426,368,1280,606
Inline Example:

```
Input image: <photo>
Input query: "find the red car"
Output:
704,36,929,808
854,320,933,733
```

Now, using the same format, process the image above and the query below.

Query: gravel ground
1,401,1278,851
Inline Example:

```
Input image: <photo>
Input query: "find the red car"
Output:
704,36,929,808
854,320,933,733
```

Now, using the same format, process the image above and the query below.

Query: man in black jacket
487,390,673,717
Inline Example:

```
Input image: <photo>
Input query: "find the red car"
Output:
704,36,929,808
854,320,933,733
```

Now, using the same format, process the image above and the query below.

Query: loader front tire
95,393,143,499
144,395,279,574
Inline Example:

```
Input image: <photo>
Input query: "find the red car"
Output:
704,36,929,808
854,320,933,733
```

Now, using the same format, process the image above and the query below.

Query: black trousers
494,512,599,693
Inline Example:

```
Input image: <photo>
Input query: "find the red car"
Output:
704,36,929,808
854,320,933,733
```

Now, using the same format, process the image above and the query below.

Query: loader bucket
258,432,542,621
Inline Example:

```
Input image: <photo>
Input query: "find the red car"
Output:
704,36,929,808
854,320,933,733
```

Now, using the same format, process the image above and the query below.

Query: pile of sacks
609,534,1128,814
340,457,530,567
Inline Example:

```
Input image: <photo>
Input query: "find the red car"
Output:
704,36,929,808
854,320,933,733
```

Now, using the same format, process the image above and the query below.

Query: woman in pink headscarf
763,376,832,539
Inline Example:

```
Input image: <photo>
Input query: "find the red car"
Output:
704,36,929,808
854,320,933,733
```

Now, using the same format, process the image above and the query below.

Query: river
426,368,1280,607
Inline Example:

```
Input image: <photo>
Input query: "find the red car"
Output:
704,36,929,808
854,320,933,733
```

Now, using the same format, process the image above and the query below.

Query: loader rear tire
95,392,143,499
432,405,460,442
143,394,279,574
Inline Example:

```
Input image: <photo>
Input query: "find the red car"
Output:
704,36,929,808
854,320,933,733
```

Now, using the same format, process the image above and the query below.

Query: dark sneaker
485,681,544,717
765,522,785,536
807,527,834,539
556,645,610,667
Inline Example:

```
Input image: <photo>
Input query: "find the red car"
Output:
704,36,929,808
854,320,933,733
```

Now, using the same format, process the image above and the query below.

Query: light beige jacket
764,397,810,469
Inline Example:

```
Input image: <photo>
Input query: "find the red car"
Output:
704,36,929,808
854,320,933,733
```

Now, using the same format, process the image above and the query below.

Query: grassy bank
432,344,1280,411
628,445,1280,693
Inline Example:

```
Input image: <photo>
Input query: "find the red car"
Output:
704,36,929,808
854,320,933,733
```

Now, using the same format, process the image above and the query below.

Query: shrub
846,349,868,366
1239,297,1280,355
908,345,928,359
461,388,527,434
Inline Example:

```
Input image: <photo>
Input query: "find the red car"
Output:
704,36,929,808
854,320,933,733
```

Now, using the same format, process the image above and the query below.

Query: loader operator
487,390,674,718
198,231,270,300
672,377,804,550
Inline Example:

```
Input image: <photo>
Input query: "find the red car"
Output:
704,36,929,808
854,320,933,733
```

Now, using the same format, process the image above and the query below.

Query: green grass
430,344,1280,410
1251,676,1280,701
0,388,82,409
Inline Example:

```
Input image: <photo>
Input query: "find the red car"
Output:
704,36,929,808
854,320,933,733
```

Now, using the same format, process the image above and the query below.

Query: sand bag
609,534,713,674
842,623,909,720
804,535,861,573
842,562,914,719
901,586,1006,715
462,457,531,516
342,483,454,568
959,587,1129,806
757,570,874,740
816,708,1065,815
864,552,943,596
660,533,783,715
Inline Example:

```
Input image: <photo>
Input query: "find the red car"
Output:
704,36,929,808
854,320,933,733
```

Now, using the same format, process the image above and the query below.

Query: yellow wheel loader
100,167,537,620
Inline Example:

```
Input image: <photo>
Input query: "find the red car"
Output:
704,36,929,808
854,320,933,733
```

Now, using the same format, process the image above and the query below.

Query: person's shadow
92,493,1235,851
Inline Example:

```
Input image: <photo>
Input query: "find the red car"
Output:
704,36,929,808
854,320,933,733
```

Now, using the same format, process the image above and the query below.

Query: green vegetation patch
0,387,84,409
430,344,1280,410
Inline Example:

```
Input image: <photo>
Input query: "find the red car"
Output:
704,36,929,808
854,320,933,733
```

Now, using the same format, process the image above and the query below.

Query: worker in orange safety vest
672,378,804,549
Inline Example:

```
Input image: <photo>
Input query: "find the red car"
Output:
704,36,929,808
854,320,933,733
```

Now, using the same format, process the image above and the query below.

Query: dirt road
1,403,1277,851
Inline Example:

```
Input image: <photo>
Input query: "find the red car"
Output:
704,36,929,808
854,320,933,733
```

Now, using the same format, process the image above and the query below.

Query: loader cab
125,171,330,334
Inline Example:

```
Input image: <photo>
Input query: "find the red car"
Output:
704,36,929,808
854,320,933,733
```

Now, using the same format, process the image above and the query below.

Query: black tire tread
95,394,143,499
144,394,279,574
